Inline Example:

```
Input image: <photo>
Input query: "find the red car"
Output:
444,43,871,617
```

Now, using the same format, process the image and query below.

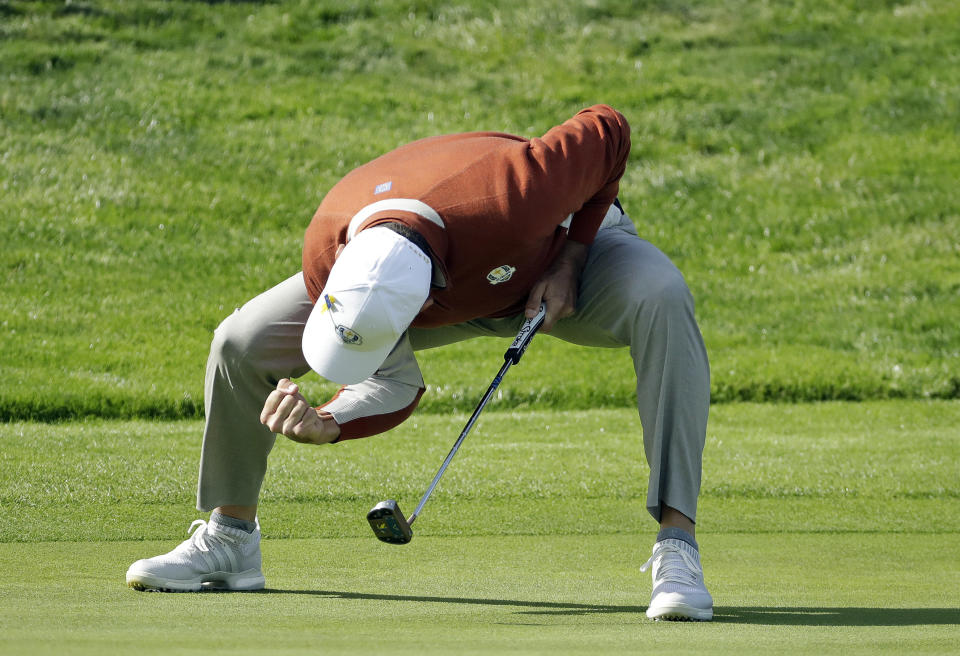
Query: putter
367,303,548,544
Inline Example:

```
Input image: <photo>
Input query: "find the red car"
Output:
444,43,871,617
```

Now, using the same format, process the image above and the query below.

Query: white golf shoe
641,538,713,621
126,518,265,592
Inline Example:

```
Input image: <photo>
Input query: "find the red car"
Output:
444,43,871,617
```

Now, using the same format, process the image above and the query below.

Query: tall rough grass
2,1,958,419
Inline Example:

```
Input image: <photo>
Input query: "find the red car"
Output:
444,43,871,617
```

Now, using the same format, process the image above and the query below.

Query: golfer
126,105,713,621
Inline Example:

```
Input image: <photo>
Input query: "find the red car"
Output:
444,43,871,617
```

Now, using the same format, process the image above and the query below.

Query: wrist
559,240,589,271
317,409,341,443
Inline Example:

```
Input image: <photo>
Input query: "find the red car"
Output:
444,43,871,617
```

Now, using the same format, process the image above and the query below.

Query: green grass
1,401,958,653
2,0,960,420
1,535,958,655
2,402,958,542
2,2,959,651
0,402,960,540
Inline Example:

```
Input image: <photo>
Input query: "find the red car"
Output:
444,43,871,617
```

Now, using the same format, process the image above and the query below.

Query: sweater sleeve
527,104,631,244
318,334,425,441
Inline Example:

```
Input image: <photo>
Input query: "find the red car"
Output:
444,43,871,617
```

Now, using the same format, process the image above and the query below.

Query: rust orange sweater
303,104,630,327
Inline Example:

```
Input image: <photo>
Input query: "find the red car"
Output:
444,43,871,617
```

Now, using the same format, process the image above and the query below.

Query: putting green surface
1,403,957,653
0,535,957,655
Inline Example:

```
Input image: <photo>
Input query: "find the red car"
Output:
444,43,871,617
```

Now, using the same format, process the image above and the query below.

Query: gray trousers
197,211,710,523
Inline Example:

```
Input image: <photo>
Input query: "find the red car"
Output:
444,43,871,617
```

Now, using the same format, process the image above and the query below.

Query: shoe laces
641,540,703,586
181,519,240,554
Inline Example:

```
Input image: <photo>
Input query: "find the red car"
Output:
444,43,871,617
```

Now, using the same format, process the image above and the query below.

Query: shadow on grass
713,607,960,626
257,588,644,616
257,589,959,625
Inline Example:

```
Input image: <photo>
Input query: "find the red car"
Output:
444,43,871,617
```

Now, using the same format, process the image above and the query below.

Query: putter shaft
369,303,547,540
406,303,546,524
408,358,513,524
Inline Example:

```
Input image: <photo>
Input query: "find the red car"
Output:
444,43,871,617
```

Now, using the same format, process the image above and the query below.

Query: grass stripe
3,402,957,542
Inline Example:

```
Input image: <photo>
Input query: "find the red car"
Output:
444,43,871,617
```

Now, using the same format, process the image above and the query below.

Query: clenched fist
260,379,340,444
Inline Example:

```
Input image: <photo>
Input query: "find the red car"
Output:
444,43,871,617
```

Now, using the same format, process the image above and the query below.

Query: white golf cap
302,226,431,385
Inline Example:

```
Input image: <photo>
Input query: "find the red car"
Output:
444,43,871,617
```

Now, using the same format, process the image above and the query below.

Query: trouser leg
196,272,313,511
548,213,710,523
409,211,710,524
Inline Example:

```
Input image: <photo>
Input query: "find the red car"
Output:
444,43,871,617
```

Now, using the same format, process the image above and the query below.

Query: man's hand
524,240,589,332
260,379,340,444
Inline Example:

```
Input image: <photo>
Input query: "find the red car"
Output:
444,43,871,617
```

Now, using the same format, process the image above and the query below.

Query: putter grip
504,303,546,364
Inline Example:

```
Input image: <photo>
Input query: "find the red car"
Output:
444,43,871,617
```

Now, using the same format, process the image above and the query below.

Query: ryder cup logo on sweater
486,265,515,285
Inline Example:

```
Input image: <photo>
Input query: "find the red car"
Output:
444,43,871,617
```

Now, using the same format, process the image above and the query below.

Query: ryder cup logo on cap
336,324,363,345
302,227,431,385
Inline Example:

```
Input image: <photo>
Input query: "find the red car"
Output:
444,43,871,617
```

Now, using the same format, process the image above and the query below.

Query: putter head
367,499,413,544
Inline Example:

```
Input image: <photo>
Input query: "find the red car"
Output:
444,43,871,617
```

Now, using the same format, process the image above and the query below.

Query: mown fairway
1,0,958,654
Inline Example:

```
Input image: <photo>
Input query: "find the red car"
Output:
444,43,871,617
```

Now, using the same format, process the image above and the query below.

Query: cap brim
301,226,431,385
302,293,398,386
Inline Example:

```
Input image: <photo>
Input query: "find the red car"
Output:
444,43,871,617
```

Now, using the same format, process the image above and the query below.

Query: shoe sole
647,603,713,622
126,569,265,593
